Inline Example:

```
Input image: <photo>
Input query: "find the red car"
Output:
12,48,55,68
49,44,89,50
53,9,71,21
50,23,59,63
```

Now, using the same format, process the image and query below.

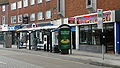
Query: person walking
33,37,38,51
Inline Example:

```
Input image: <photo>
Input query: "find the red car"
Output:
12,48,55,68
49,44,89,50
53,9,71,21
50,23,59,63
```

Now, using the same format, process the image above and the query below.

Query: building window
38,0,42,3
11,2,16,10
46,10,51,19
11,16,16,24
30,0,35,5
24,13,29,17
23,13,29,24
2,5,5,11
30,13,35,21
18,15,22,23
37,12,43,20
87,0,92,5
86,0,96,13
2,16,5,24
46,0,50,2
18,1,22,9
57,0,65,17
23,0,28,7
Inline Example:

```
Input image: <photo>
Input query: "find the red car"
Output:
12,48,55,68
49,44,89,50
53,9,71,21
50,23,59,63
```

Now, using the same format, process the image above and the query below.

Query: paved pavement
0,45,120,68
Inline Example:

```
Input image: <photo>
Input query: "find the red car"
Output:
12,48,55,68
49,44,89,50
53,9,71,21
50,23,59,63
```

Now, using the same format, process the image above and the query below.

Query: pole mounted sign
97,9,103,29
97,9,105,60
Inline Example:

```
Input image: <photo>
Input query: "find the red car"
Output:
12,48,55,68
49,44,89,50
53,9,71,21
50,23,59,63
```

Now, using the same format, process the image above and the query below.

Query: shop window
80,25,103,45
36,31,43,43
80,25,92,45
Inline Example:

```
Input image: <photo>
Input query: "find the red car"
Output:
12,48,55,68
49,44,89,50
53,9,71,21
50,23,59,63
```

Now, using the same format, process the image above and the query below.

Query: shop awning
18,26,59,31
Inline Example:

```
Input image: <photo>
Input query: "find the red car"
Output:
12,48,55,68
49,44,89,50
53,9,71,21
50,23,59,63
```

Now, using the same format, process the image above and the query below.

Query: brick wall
0,4,9,25
65,0,120,18
9,0,58,25
65,0,88,18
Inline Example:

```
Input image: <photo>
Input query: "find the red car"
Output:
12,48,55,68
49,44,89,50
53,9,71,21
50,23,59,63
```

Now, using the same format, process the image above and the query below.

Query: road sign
97,9,103,29
97,9,105,60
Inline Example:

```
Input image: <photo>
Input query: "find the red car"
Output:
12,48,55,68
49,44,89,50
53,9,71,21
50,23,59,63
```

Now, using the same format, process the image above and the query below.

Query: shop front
79,23,114,53
2,24,12,48
75,10,115,53
17,23,59,51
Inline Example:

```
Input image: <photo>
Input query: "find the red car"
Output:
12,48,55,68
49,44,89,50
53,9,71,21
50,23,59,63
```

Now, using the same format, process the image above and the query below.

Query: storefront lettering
77,12,112,24
68,18,75,24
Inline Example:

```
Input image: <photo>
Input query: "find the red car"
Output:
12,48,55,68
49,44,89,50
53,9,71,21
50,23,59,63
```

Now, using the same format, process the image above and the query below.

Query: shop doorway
105,24,114,54
72,31,76,49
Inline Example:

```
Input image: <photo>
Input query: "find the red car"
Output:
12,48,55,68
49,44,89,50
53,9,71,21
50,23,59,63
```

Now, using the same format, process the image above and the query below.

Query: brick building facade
0,0,120,25
0,0,9,25
8,0,58,25
65,0,120,17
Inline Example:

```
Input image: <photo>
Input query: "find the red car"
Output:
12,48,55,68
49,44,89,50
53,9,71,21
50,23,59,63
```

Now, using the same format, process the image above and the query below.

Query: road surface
0,49,111,68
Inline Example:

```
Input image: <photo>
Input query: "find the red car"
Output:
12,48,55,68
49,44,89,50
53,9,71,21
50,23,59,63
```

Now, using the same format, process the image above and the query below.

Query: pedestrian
33,37,38,51
15,36,20,49
20,36,27,46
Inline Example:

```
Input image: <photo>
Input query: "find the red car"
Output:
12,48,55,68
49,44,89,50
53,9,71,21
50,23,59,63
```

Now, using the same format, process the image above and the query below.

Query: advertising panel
59,25,71,50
